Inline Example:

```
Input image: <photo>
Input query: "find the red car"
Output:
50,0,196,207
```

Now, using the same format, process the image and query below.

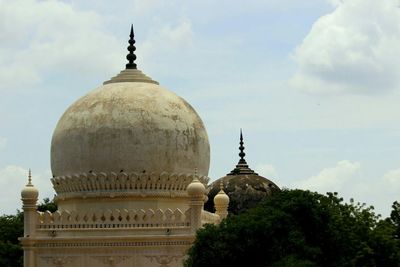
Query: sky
0,0,400,217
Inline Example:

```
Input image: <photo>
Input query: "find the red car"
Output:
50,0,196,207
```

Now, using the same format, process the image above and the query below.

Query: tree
0,198,57,267
37,197,57,213
0,212,23,267
185,190,400,267
390,201,400,238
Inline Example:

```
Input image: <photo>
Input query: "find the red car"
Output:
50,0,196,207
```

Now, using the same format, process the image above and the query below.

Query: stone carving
36,208,190,229
35,240,192,248
41,256,77,267
51,172,209,197
92,255,131,267
201,210,220,225
145,255,183,267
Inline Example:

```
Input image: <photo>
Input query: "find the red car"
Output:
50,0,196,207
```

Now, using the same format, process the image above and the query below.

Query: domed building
205,131,280,214
20,26,229,267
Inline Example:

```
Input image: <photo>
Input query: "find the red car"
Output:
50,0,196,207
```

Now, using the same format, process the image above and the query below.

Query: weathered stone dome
205,132,279,214
51,69,210,178
21,170,38,201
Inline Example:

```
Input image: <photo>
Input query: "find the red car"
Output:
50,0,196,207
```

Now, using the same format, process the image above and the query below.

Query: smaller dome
205,131,280,214
187,176,206,197
21,170,39,200
214,188,229,206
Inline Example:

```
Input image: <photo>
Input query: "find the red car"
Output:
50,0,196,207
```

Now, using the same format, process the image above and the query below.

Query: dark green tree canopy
0,198,57,267
391,201,400,239
0,212,23,267
37,197,57,213
186,190,400,267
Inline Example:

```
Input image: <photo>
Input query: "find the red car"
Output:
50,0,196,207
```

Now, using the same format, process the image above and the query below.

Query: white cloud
326,0,343,7
361,168,400,216
0,0,121,90
139,19,194,72
291,0,400,94
0,165,54,215
292,161,400,217
293,160,361,192
383,168,400,192
255,164,278,179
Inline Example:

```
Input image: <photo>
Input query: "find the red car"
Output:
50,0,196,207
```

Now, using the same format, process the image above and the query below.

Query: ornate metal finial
126,24,137,69
227,129,258,176
238,129,246,163
28,168,32,185
219,180,224,191
194,167,198,176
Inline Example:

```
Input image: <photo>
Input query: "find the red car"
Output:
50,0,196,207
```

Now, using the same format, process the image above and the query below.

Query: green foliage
186,190,400,267
0,212,23,267
37,197,57,213
0,198,57,267
390,201,400,238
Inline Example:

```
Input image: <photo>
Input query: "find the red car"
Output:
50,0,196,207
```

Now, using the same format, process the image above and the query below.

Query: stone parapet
36,208,191,231
200,210,220,225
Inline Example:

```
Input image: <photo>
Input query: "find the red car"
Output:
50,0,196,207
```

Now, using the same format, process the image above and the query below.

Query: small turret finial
219,180,224,191
126,24,137,69
28,169,32,185
239,129,246,163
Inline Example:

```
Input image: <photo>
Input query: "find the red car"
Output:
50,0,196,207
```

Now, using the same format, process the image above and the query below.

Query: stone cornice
24,234,195,249
51,172,209,201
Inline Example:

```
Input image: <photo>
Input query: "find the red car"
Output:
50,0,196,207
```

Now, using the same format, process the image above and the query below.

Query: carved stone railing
200,211,220,225
36,208,191,229
51,172,209,199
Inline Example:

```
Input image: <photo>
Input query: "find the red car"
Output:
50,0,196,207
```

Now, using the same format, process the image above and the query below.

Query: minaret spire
238,129,246,164
103,24,160,85
28,168,32,185
126,24,137,69
227,129,258,175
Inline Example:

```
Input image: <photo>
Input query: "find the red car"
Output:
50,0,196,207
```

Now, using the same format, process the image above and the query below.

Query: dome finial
238,129,246,164
227,129,258,175
126,24,137,69
28,168,32,185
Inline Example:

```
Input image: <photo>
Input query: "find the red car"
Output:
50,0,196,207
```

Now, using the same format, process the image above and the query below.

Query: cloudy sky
1,0,400,217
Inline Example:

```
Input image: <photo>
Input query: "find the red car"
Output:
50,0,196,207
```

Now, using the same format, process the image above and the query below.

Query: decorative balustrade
200,211,220,225
51,172,209,198
36,208,191,229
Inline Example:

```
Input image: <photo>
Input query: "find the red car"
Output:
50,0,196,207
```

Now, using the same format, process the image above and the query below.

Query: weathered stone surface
205,174,280,214
51,81,210,177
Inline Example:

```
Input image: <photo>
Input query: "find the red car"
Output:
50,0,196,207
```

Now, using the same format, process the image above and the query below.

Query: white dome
21,184,39,200
187,177,206,197
51,69,210,178
214,190,229,206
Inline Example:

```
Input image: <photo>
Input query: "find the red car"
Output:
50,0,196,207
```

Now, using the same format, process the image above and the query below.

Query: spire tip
239,129,245,161
126,24,137,69
28,168,32,185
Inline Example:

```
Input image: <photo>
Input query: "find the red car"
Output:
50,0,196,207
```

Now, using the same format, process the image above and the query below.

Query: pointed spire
227,129,258,176
238,129,246,164
28,168,32,185
126,24,137,69
21,168,38,202
103,24,160,85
